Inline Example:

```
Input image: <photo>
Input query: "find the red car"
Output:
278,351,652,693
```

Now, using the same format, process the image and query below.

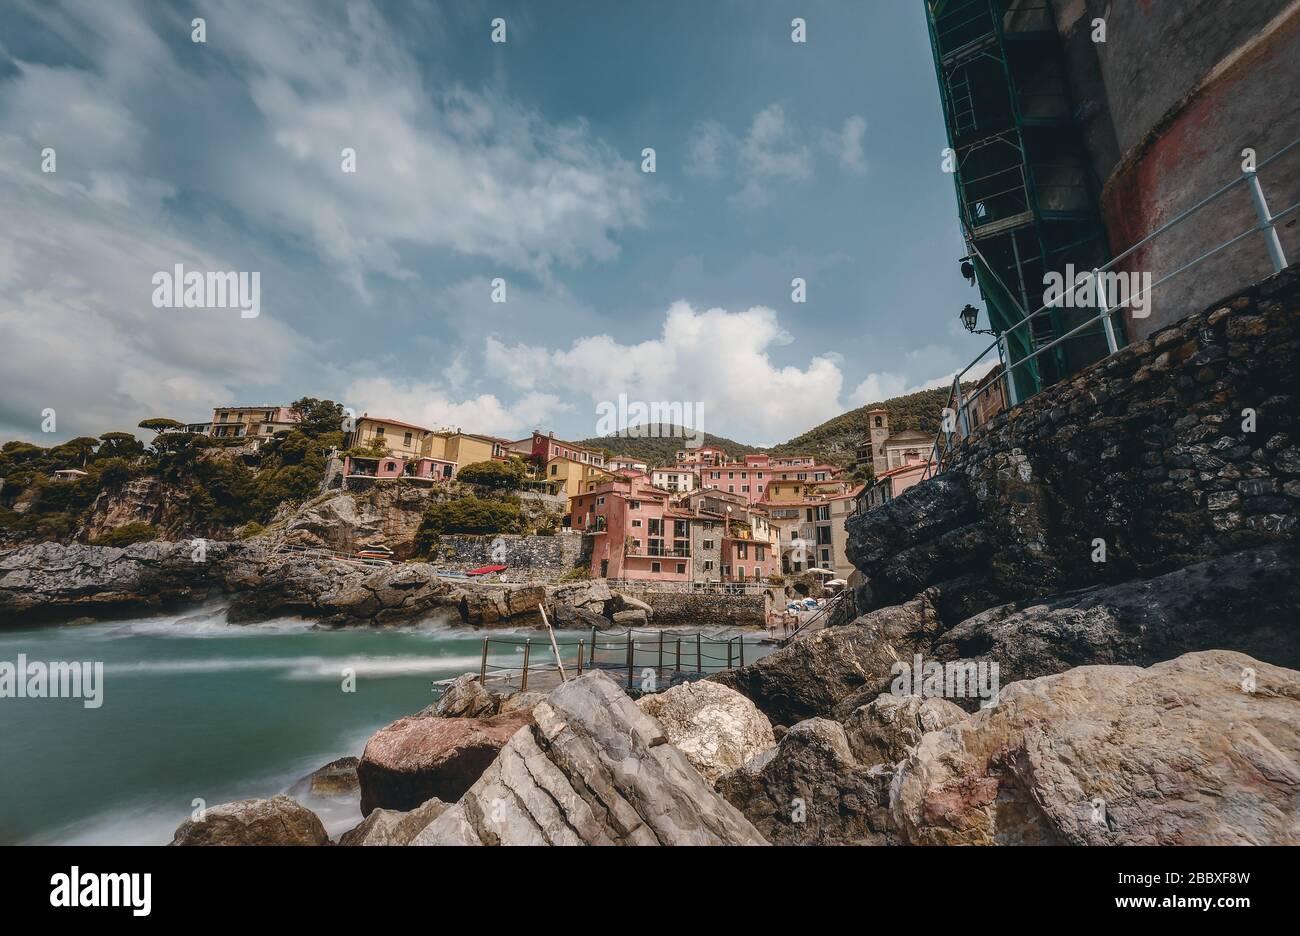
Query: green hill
576,426,760,469
769,386,953,469
578,386,954,472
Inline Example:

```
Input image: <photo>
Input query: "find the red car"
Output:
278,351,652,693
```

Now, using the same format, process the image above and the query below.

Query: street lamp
959,303,998,337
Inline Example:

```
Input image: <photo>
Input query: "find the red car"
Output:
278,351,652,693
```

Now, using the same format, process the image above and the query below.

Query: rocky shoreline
0,540,621,629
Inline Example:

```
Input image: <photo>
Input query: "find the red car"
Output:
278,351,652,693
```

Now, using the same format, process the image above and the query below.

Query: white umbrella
807,568,835,577
825,578,847,587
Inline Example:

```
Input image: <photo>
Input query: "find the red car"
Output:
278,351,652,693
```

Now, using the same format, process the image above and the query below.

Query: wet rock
289,756,360,799
170,795,328,846
357,711,532,814
433,674,499,718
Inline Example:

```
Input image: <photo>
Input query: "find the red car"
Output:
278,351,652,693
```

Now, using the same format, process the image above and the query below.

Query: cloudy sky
0,0,987,448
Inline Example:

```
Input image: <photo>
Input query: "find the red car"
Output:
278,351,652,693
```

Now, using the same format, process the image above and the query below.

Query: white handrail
923,134,1299,480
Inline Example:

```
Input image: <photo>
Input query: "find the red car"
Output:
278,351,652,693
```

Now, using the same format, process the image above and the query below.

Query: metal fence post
954,377,970,439
696,633,702,673
657,630,664,673
739,636,744,667
675,637,681,677
1246,170,1289,273
577,639,584,676
590,625,597,665
1094,267,1119,355
521,638,531,692
999,332,1019,407
625,629,634,690
480,637,489,684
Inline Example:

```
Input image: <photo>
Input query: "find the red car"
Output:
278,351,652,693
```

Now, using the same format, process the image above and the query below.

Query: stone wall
629,590,766,628
433,533,584,583
846,263,1300,625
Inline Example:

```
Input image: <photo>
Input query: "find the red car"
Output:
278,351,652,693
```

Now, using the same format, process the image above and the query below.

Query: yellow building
546,455,615,501
425,431,512,467
350,416,432,459
210,405,298,441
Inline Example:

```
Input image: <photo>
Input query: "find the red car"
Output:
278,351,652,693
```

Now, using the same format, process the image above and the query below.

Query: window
702,539,714,550
728,472,734,479
375,426,385,436
676,563,686,575
874,416,883,427
757,484,764,492
756,546,765,561
632,519,642,527
703,560,714,571
737,543,748,558
651,561,661,573
820,550,830,563
597,496,605,506
741,485,749,492
629,500,641,510
550,464,558,476
737,567,746,581
727,485,734,493
757,472,764,479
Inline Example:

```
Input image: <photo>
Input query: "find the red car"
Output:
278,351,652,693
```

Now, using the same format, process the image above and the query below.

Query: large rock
841,693,968,766
433,674,499,718
358,712,532,814
289,756,360,799
338,797,449,846
636,681,775,784
170,795,328,846
892,650,1300,845
412,672,767,845
932,545,1300,684
712,592,942,726
716,718,894,845
277,486,430,558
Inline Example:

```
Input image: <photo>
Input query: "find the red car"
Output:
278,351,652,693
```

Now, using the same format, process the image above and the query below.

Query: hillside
769,386,954,469
576,426,761,468
578,386,955,471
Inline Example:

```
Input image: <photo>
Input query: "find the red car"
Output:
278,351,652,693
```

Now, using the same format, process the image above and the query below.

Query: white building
651,468,698,493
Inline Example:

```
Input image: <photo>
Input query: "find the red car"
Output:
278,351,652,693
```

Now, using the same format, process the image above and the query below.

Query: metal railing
465,627,765,694
778,587,850,646
605,578,773,596
923,135,1299,480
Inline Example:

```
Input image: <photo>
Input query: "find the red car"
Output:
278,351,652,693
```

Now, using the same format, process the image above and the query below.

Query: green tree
414,496,522,550
138,418,184,436
456,458,526,490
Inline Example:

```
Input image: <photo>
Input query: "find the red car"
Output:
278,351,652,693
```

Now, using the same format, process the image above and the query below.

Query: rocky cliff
0,540,613,628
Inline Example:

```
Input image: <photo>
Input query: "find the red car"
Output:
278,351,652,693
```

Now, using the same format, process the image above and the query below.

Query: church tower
866,408,890,476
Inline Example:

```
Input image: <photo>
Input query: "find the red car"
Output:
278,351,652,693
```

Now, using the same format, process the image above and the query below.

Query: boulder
891,650,1300,845
170,795,328,846
636,681,775,784
612,609,648,627
716,718,895,845
498,690,547,716
932,545,1300,684
713,592,942,725
841,693,968,767
338,797,449,846
613,592,653,617
412,672,767,845
289,756,360,799
433,674,499,718
358,711,533,814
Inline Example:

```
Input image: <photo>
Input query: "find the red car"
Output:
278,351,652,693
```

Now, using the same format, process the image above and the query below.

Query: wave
104,653,489,680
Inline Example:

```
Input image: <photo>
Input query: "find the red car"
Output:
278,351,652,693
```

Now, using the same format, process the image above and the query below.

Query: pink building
510,430,606,468
571,476,774,583
342,453,455,484
697,464,774,505
675,445,727,467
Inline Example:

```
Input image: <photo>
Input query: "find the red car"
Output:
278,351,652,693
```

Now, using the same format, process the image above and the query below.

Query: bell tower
866,408,890,476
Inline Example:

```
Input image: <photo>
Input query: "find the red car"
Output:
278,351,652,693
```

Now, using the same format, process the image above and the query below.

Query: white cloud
732,104,813,209
484,302,844,446
343,375,569,440
822,115,867,174
847,372,908,407
684,120,733,179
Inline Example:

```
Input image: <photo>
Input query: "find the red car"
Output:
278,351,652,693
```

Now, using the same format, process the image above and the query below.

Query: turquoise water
0,605,769,845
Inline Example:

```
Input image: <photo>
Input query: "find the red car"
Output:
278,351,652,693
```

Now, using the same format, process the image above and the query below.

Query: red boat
465,564,508,576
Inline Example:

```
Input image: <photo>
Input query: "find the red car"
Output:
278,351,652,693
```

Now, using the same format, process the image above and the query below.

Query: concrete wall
1051,0,1300,338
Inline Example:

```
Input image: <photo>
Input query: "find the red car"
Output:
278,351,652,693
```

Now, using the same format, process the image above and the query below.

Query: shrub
414,496,522,550
455,458,526,490
94,522,156,546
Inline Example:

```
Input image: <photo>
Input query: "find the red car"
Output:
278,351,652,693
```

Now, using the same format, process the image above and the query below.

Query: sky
0,0,991,448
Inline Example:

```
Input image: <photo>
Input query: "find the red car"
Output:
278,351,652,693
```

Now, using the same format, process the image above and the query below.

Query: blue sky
0,0,988,447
